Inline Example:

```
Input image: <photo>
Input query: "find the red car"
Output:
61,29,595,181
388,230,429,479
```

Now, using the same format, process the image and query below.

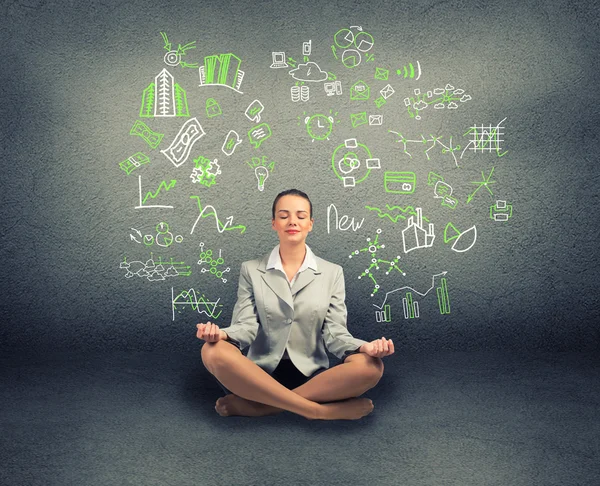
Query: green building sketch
140,69,189,118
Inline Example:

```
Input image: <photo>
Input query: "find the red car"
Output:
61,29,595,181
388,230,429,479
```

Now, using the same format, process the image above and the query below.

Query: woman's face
272,195,314,244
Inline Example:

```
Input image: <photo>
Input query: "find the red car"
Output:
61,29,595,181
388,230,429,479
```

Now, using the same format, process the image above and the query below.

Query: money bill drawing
161,117,206,168
130,121,164,149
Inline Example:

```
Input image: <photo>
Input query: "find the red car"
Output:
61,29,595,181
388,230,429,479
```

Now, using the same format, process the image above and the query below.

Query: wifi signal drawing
396,61,421,80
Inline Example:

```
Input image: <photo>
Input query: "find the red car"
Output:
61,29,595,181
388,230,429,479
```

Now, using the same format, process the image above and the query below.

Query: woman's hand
196,322,223,343
361,337,394,358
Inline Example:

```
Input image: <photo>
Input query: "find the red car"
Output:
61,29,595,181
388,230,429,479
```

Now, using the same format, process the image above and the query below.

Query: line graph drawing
365,204,431,225
189,196,246,235
135,176,176,209
373,271,448,310
171,287,223,321
461,118,508,158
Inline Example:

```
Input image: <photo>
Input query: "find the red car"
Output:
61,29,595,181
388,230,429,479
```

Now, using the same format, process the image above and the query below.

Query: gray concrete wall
1,0,598,351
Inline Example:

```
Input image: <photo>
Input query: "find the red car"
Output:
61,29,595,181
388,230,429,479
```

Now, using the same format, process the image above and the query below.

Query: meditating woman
197,189,394,420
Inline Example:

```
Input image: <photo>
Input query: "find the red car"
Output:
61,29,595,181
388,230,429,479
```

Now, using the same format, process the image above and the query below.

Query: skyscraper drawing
139,69,189,118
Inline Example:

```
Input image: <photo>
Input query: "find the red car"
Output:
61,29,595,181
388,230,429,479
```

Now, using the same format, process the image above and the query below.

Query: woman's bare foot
215,394,281,417
313,398,374,420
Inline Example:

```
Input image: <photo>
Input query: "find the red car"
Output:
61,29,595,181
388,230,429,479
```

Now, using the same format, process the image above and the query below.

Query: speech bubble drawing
248,123,272,149
222,130,242,156
434,181,452,199
245,100,265,123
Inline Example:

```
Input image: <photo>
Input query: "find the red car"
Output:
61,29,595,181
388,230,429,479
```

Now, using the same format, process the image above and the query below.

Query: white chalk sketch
402,208,435,253
189,196,247,235
389,131,462,167
221,130,242,156
324,81,342,96
161,117,206,168
171,288,223,321
120,254,191,281
326,203,365,233
198,53,245,94
461,118,508,159
270,52,289,69
197,242,230,283
444,223,477,253
129,222,183,247
331,138,380,188
245,100,265,123
291,85,310,102
139,69,189,118
289,61,328,82
135,176,175,210
490,200,513,221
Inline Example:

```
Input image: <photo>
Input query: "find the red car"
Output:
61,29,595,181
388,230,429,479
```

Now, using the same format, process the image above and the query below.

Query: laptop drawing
270,52,288,69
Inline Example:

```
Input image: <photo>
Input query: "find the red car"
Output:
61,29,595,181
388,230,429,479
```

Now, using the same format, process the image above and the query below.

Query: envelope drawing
350,111,368,128
350,80,370,101
374,96,386,108
374,67,389,81
380,84,395,99
369,115,383,126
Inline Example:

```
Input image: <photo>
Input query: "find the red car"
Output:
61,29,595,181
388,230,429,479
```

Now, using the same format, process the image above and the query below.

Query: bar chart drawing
375,304,392,323
402,292,420,319
436,278,451,315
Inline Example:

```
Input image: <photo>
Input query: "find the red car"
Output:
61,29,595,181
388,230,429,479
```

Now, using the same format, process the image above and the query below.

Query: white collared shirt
266,244,318,359
266,244,318,287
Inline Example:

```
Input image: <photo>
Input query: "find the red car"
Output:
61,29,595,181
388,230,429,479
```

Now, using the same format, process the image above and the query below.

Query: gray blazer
219,252,368,376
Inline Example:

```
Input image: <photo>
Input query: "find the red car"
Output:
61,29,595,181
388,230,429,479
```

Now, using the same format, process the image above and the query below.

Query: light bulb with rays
255,166,269,191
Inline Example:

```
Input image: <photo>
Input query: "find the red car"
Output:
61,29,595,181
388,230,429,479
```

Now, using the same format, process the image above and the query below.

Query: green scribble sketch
403,84,471,120
161,32,199,69
396,61,421,80
375,304,392,323
365,204,431,224
331,138,380,187
427,172,458,209
388,131,462,167
246,156,275,192
120,253,191,281
461,118,508,159
490,200,513,221
444,222,477,253
467,167,496,204
374,96,386,108
402,292,420,319
197,242,231,283
248,123,272,149
287,56,297,68
350,80,370,100
135,176,176,209
402,208,435,254
129,222,183,247
332,27,375,68
205,98,222,118
349,229,405,297
140,69,189,118
130,121,164,149
436,278,451,315
171,287,223,321
120,152,149,175
190,156,221,188
350,111,368,128
198,53,245,94
299,111,338,141
384,172,416,194
190,196,247,235
374,67,389,81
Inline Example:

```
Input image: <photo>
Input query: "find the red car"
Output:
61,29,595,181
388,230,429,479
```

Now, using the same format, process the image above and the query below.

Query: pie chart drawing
444,223,477,253
354,32,374,52
342,49,361,68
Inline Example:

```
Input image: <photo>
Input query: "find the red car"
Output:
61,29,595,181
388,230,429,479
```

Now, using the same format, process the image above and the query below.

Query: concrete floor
1,350,599,486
